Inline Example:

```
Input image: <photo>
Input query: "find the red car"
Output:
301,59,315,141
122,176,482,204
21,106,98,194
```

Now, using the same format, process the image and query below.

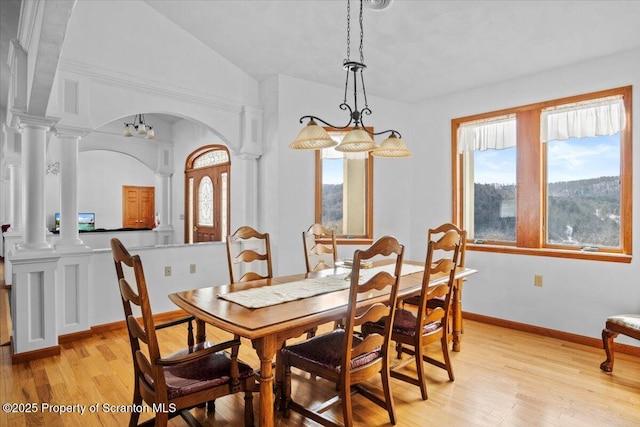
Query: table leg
196,319,206,343
252,336,278,427
452,279,464,352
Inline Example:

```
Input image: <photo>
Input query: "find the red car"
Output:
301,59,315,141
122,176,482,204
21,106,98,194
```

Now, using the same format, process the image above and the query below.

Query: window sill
467,243,632,263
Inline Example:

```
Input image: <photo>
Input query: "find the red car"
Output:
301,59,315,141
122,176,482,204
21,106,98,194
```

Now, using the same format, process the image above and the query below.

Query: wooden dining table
169,261,477,427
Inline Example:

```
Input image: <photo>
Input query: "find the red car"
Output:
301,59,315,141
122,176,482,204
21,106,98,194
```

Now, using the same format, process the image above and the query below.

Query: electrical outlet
164,266,171,276
190,264,196,274
534,275,543,287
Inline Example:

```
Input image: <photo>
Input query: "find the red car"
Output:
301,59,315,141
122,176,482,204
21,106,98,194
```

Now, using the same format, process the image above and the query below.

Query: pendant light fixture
289,0,411,158
123,114,156,139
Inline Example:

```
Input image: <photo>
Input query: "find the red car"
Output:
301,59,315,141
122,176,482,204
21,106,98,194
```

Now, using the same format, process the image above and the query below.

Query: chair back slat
127,315,149,345
428,223,466,268
355,304,391,328
302,223,338,273
226,226,273,283
118,278,141,306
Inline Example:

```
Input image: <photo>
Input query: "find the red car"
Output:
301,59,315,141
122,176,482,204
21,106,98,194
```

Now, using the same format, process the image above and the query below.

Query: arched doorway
184,145,230,243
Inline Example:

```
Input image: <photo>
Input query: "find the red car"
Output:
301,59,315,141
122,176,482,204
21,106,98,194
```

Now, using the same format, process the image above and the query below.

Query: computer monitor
55,212,95,232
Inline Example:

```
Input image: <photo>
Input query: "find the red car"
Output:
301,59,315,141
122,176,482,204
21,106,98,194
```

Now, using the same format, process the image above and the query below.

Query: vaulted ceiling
145,0,640,103
2,1,640,115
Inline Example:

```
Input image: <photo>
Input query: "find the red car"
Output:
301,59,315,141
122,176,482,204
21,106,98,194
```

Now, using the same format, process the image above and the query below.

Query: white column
156,172,172,230
55,128,90,250
7,161,23,233
15,115,59,251
239,154,260,229
155,172,174,245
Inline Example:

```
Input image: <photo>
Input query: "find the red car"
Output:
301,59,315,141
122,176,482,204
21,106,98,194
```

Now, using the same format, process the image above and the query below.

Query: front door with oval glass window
185,145,230,243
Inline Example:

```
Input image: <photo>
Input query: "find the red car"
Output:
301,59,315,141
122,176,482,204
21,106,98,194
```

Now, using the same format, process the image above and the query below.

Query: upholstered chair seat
365,309,443,338
143,347,255,400
404,294,445,309
280,330,381,373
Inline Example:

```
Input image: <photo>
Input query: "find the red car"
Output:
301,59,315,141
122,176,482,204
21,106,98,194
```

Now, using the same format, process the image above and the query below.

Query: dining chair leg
381,364,397,425
244,391,254,427
415,343,428,401
441,335,455,381
283,364,292,418
128,391,142,427
600,328,618,372
340,382,354,427
396,341,404,360
155,411,169,427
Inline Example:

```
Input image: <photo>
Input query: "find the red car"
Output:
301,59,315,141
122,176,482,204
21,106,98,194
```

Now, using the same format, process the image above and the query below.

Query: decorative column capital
15,114,60,131
55,125,91,140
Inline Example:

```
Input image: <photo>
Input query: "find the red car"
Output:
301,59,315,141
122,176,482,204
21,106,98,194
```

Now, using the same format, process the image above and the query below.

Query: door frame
184,144,231,243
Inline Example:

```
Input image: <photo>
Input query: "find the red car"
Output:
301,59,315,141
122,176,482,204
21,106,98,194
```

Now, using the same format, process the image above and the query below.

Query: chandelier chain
359,0,364,63
346,0,351,61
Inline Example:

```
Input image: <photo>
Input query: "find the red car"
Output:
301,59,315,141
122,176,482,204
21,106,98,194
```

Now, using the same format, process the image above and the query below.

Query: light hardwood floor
1,283,638,426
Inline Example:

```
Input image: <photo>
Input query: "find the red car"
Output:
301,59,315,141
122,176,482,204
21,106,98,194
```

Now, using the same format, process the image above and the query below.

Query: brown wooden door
122,186,155,228
186,166,228,242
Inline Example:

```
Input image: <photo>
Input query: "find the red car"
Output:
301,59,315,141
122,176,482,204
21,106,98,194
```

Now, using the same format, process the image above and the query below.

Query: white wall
89,242,230,326
410,48,640,345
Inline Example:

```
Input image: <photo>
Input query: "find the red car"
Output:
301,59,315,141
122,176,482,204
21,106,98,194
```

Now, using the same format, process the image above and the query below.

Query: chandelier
289,0,411,158
123,114,155,139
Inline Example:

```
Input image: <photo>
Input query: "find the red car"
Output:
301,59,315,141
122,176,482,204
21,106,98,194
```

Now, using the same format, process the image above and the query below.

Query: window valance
541,95,625,142
457,114,516,153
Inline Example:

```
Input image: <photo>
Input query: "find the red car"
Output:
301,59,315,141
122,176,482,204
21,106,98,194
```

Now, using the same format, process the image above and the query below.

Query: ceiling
2,1,640,114
145,0,640,104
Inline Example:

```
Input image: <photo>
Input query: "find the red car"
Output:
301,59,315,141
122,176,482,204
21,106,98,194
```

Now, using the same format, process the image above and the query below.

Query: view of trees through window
472,134,621,248
322,183,344,233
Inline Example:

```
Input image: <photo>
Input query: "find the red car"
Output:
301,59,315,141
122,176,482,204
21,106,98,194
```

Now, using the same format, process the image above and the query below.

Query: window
452,86,632,262
316,129,373,244
185,145,230,243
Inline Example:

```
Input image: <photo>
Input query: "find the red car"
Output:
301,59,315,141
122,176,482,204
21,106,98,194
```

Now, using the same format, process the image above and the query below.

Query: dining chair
402,223,466,347
226,225,273,283
600,313,640,372
111,238,255,427
362,229,460,400
280,236,404,427
302,223,338,273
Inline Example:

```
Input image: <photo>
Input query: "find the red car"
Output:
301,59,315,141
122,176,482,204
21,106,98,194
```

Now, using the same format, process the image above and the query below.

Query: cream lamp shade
334,127,377,152
289,119,337,150
371,133,412,157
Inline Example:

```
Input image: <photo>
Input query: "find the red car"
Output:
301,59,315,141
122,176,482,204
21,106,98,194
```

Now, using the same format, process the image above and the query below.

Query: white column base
56,251,92,336
55,239,91,253
10,252,60,354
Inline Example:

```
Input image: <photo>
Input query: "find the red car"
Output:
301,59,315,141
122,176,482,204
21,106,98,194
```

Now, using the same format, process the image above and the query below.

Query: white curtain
541,95,625,142
457,114,516,153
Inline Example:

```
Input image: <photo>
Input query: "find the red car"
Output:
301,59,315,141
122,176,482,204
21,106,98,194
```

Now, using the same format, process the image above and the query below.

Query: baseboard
58,329,95,344
10,337,61,364
90,309,188,335
464,311,640,357
10,310,188,362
